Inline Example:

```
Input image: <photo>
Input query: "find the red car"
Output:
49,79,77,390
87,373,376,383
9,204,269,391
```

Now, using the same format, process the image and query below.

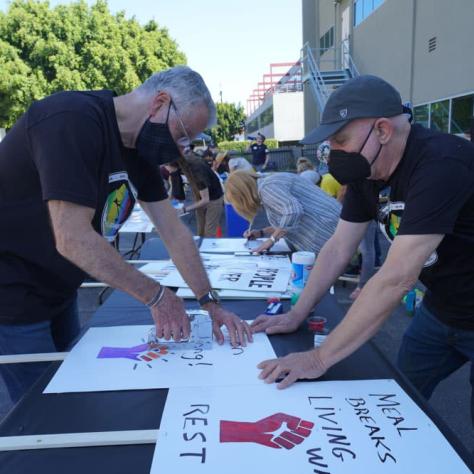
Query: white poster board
44,325,275,393
119,205,154,234
140,255,291,294
200,238,291,254
176,287,292,300
151,380,470,474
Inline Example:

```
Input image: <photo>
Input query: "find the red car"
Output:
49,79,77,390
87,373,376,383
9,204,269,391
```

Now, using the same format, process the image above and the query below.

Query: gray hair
137,66,216,127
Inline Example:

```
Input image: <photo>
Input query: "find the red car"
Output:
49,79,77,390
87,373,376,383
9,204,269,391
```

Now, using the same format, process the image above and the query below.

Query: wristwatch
198,289,220,307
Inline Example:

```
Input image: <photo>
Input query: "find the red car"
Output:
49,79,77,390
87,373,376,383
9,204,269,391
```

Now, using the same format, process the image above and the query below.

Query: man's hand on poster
251,311,300,335
220,412,314,449
150,287,191,341
257,349,326,389
206,304,253,347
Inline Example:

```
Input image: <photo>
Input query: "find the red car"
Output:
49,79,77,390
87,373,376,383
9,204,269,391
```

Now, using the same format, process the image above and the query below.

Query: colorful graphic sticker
101,172,137,241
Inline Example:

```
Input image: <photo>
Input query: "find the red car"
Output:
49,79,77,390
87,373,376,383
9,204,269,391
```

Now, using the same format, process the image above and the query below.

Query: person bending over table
0,66,252,403
225,170,341,255
166,154,224,237
251,76,474,427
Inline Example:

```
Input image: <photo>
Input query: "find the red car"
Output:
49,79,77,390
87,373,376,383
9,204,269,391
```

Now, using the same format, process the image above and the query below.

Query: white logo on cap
339,108,348,119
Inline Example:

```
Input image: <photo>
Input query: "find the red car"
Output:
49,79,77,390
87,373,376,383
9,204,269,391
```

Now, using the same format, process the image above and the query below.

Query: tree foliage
208,102,246,143
0,0,186,127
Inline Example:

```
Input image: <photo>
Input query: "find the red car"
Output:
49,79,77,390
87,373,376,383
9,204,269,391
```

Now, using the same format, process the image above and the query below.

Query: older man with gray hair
0,66,252,403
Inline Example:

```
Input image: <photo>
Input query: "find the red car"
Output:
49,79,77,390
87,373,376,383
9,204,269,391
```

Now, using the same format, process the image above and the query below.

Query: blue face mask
328,123,382,185
135,102,180,166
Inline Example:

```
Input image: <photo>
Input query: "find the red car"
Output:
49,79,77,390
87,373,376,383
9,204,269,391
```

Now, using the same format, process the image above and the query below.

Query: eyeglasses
170,101,192,152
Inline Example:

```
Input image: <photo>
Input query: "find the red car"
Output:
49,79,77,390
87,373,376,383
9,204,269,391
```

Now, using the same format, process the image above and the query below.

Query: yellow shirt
321,173,341,199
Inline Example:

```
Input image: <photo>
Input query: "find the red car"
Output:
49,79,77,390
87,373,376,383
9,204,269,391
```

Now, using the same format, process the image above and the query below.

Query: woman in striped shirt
225,171,341,254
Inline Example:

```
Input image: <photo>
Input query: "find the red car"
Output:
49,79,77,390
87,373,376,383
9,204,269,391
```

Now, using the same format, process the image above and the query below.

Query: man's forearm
185,198,208,212
291,238,352,323
59,229,159,304
319,269,411,369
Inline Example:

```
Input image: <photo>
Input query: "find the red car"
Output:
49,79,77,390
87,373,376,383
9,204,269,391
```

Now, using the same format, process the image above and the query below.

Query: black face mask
135,102,180,166
328,123,382,185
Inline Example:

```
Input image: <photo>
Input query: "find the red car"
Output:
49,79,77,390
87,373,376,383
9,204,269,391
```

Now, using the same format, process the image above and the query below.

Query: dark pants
397,302,474,425
0,295,80,403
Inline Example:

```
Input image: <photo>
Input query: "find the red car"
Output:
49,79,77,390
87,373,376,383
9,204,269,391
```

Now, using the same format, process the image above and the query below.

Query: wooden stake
0,352,68,364
0,429,159,451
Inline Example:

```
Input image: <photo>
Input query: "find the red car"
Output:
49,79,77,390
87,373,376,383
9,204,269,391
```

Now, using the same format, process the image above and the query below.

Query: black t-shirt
341,124,474,329
187,159,224,201
170,170,185,201
0,90,167,324
250,143,268,166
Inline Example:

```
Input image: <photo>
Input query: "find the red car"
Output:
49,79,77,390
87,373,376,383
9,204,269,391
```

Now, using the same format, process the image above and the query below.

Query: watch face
210,290,220,302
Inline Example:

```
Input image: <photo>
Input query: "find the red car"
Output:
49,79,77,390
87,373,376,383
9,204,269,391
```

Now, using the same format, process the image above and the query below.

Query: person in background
247,133,269,171
228,156,254,173
212,151,230,175
168,154,224,237
296,157,321,185
225,171,340,255
164,163,186,202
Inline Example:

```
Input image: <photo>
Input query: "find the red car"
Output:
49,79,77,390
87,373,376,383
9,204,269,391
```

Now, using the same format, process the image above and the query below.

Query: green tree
0,0,186,128
208,102,246,143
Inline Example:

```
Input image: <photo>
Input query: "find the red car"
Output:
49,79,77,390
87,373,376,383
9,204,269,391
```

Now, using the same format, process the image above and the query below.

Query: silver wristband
146,286,166,308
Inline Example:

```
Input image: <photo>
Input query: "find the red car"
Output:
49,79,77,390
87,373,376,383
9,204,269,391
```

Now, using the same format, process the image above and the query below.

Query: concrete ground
1,206,472,459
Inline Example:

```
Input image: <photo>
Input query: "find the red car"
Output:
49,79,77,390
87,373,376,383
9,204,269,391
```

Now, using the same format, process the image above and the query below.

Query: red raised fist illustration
220,412,314,449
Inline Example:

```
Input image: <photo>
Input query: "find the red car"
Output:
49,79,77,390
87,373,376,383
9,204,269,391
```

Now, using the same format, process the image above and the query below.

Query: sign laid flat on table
43,325,275,393
199,238,291,254
140,255,291,293
119,205,154,234
176,287,292,300
151,380,471,474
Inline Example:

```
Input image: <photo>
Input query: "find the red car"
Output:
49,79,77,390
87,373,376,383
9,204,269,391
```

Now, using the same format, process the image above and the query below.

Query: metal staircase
301,40,359,117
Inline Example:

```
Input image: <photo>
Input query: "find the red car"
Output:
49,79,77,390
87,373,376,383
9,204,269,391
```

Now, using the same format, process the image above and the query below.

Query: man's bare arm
320,233,444,369
141,199,211,299
48,200,159,304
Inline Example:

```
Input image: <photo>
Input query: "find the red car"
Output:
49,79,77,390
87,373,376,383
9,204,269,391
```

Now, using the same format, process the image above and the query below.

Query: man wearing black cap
252,75,474,412
248,133,269,171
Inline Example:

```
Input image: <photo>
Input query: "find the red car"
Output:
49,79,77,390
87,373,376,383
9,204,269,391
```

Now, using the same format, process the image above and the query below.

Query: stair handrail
341,39,359,78
301,42,330,111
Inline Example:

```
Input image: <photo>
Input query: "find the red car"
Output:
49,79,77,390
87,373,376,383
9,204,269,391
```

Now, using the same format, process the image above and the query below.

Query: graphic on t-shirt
220,413,314,449
379,201,438,267
101,172,136,241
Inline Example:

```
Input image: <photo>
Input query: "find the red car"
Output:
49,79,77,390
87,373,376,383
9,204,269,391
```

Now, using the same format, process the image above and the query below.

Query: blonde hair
225,171,261,222
297,161,315,173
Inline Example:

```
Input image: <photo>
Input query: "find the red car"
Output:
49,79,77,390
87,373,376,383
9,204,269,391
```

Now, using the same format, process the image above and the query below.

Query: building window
319,26,334,52
430,100,450,133
414,104,430,128
451,95,474,138
354,0,385,26
260,105,274,128
247,117,260,134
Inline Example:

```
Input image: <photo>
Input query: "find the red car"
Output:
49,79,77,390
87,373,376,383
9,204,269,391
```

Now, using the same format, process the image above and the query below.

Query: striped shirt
257,173,341,255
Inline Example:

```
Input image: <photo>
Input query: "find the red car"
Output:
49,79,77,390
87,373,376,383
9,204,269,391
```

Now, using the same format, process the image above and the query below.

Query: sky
0,0,302,111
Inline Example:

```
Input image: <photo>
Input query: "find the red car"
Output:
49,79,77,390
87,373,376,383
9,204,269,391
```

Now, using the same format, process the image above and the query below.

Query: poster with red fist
151,380,470,474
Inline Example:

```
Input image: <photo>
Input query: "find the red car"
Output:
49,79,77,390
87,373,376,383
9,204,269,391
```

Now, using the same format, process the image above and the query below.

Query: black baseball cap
301,75,404,144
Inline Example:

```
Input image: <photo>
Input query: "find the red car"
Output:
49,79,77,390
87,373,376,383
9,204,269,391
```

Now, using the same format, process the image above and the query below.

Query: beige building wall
412,0,474,105
352,0,415,102
302,0,474,122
